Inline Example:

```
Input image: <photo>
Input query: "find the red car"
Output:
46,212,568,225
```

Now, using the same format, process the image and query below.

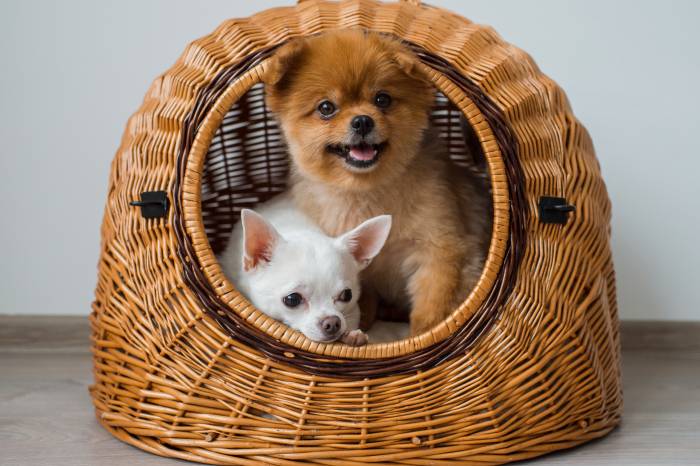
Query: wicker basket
90,0,621,463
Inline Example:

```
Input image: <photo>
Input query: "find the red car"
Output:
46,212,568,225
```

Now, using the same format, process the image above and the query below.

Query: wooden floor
1,317,698,465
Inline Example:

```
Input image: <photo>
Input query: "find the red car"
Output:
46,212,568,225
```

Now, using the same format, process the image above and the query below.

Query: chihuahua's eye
338,288,353,303
317,100,337,117
374,92,392,109
282,292,303,308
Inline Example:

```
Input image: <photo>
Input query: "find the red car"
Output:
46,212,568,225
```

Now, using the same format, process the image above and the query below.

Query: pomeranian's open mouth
326,142,388,169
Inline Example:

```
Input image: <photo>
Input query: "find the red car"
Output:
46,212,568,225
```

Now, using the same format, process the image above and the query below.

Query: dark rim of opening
172,39,527,378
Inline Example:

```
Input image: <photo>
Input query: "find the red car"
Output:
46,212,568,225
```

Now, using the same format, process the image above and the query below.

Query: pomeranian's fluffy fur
264,30,491,336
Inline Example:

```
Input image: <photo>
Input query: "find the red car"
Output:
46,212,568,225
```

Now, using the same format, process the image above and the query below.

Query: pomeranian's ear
264,38,308,90
336,215,392,269
241,209,281,271
392,46,430,85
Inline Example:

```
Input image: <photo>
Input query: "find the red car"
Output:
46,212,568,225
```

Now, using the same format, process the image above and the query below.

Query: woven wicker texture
91,0,621,464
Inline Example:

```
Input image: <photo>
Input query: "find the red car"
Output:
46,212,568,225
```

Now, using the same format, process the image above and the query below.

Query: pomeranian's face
265,30,435,191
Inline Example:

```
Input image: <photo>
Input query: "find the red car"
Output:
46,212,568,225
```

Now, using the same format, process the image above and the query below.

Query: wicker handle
298,0,421,4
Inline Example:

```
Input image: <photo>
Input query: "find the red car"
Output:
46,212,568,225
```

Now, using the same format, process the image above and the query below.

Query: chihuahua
219,194,391,346
264,30,491,335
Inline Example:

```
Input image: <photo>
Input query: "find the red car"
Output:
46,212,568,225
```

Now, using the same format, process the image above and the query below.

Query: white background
1,0,698,320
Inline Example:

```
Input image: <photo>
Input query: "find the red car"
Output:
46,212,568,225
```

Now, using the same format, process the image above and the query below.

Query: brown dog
264,30,491,336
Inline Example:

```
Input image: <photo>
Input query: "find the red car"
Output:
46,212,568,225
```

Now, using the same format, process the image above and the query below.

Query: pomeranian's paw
341,329,369,347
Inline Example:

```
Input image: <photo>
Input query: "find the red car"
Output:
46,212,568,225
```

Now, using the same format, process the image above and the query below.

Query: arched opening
174,42,524,372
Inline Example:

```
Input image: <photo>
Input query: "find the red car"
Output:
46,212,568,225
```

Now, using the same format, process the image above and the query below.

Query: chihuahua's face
265,30,435,191
239,210,391,342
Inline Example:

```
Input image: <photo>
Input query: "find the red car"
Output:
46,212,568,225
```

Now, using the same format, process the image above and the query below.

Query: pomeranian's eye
374,92,392,109
317,100,337,117
337,288,353,303
282,292,303,308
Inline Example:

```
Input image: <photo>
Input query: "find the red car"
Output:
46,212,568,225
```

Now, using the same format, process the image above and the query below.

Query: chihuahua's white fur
219,193,391,344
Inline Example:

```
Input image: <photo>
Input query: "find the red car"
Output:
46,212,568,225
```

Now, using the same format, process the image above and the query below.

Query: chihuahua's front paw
341,329,369,347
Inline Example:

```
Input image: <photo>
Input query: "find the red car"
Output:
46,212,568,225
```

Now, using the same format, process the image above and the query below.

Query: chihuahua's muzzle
319,315,342,340
326,114,388,170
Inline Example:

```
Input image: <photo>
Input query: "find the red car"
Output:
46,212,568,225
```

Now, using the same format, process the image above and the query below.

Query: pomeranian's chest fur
291,133,491,309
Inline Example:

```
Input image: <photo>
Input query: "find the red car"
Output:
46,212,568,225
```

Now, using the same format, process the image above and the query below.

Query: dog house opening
186,69,509,358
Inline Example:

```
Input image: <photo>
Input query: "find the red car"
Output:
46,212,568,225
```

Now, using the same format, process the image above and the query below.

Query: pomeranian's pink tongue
349,145,376,161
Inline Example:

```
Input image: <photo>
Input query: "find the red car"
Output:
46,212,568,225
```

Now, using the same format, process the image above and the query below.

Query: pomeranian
219,193,391,346
264,30,491,336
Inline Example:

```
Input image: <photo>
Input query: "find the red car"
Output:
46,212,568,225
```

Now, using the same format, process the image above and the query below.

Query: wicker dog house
91,0,621,463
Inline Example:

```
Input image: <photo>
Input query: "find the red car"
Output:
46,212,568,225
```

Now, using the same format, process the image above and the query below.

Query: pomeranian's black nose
350,115,374,136
320,316,341,337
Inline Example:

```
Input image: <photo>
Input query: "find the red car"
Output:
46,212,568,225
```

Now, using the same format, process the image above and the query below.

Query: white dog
219,194,391,346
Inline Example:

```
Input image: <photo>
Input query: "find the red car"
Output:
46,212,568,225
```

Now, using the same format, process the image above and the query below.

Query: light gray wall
1,0,698,320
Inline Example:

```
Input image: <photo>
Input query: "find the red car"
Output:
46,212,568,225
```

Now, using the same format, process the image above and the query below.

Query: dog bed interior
200,83,492,343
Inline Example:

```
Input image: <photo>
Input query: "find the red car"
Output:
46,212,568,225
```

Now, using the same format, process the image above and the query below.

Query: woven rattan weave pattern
91,1,621,463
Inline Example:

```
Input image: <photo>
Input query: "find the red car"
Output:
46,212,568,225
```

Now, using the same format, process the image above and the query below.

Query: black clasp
130,191,169,219
539,196,575,225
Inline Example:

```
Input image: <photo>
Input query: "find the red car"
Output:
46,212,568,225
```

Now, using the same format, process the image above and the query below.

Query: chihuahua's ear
241,209,281,272
264,38,308,90
336,215,392,269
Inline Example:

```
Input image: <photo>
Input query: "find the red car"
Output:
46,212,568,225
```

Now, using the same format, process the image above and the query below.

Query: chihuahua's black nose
320,316,341,337
350,115,374,136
